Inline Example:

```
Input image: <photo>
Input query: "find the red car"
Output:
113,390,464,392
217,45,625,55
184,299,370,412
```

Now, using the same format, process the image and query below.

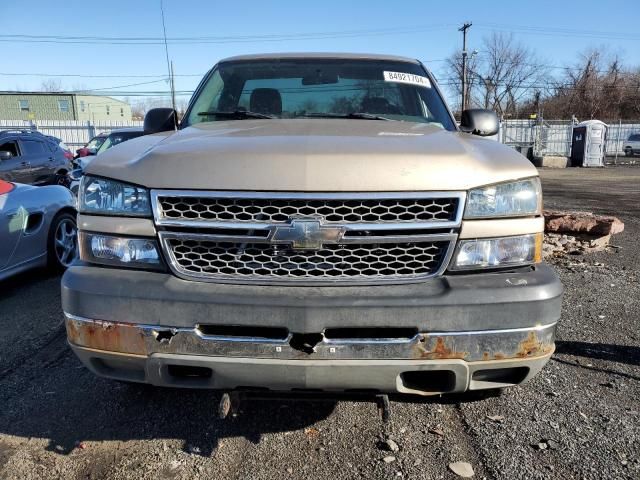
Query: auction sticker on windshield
383,71,431,88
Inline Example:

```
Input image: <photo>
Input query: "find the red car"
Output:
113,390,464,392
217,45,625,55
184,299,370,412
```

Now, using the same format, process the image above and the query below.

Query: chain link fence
0,119,143,150
500,119,640,160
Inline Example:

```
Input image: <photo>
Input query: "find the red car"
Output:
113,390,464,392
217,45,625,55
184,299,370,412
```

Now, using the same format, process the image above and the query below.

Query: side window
21,140,46,156
110,135,125,146
0,141,20,157
187,70,225,124
630,134,640,141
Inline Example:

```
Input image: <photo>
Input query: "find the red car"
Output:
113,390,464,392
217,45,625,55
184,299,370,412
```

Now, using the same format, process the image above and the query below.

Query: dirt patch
0,440,15,470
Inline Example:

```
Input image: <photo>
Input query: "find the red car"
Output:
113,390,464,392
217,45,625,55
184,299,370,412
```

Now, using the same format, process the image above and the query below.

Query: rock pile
543,233,614,258
542,210,624,258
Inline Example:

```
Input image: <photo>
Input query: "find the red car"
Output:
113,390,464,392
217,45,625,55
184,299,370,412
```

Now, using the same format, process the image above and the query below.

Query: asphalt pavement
0,167,638,480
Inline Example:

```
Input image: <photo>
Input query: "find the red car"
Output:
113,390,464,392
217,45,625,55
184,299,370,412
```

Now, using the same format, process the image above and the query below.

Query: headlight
79,232,163,270
465,178,541,218
79,175,151,217
450,233,542,270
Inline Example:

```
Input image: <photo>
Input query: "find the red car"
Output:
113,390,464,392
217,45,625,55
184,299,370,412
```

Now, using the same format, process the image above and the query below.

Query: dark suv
0,130,73,185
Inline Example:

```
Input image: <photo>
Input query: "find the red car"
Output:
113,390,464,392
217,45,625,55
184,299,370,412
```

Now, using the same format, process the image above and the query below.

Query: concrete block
540,156,569,168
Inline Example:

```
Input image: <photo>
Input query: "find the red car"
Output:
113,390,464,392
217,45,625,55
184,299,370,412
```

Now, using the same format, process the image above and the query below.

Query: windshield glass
95,132,142,155
184,59,455,130
86,135,106,150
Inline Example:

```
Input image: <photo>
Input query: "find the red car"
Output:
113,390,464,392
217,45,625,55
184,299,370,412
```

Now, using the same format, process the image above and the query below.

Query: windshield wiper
300,112,394,121
197,110,275,119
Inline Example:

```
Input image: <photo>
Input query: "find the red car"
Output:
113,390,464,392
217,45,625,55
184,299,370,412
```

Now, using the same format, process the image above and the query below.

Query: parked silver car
0,180,77,281
623,133,640,157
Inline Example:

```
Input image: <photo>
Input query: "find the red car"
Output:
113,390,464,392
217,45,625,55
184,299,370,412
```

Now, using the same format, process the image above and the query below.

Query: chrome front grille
152,191,465,285
156,194,459,225
164,237,449,280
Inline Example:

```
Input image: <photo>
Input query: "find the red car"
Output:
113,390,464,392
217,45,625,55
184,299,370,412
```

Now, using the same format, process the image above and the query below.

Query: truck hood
87,119,537,191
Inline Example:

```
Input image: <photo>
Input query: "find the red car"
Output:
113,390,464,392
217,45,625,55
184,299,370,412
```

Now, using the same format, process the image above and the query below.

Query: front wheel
625,148,633,157
55,172,71,188
48,212,78,271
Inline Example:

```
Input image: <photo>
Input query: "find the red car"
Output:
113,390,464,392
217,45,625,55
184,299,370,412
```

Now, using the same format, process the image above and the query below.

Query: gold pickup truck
63,53,562,396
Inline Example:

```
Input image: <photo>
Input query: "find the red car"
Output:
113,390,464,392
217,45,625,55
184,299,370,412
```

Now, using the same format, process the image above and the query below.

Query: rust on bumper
66,318,148,355
64,313,556,362
412,329,554,362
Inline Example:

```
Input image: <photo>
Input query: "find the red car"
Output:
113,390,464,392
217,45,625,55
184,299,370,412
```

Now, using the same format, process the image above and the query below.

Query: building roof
0,91,128,103
219,52,421,64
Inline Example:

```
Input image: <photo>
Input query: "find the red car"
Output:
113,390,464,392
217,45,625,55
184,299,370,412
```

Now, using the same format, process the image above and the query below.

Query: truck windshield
184,59,456,130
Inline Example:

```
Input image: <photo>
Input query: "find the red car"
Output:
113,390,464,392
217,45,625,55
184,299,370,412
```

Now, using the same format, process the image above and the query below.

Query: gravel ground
0,167,638,480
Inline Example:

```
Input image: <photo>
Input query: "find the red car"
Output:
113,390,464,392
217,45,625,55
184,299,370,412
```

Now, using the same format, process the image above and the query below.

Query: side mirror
144,108,177,135
0,151,13,160
87,147,97,155
460,109,499,137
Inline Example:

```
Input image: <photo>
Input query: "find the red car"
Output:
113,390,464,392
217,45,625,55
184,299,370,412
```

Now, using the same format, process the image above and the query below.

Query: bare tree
130,96,175,119
175,97,189,119
40,79,63,92
71,83,89,92
539,49,640,120
444,51,479,113
446,33,547,117
622,67,640,117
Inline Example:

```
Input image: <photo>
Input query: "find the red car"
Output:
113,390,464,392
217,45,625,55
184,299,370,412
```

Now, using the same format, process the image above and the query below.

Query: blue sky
1,0,638,104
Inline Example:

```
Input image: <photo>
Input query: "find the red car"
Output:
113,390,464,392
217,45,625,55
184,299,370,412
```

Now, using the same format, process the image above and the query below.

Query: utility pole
533,90,541,121
160,0,177,129
459,22,472,112
170,61,176,118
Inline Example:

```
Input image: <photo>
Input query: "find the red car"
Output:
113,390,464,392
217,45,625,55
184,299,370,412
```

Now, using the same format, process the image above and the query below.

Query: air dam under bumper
62,264,562,395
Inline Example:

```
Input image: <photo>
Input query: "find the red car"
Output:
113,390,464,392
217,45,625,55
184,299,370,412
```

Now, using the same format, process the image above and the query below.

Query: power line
0,22,637,46
0,72,201,78
0,25,454,45
475,23,640,41
0,26,451,41
437,78,640,92
72,79,169,92
440,50,638,76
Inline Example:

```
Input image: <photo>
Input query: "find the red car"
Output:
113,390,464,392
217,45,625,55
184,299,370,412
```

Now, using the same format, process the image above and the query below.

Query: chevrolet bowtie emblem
269,219,346,250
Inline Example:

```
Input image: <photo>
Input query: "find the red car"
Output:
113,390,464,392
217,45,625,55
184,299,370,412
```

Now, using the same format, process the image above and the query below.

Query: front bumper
62,263,562,395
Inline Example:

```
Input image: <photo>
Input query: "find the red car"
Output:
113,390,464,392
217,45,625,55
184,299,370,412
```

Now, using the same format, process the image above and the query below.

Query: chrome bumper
65,313,555,362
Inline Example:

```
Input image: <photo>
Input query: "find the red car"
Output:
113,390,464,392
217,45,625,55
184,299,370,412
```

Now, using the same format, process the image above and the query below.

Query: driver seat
249,88,282,116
